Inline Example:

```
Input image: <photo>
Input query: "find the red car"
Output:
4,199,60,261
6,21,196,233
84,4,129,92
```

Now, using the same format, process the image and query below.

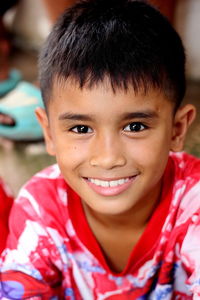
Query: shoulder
164,152,200,225
169,151,200,198
7,165,75,241
168,152,200,225
163,154,200,280
169,152,200,203
20,164,65,196
169,151,200,179
169,151,200,195
14,164,72,217
23,163,64,190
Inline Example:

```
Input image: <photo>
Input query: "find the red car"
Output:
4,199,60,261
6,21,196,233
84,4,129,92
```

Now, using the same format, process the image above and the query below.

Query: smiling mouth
84,176,137,196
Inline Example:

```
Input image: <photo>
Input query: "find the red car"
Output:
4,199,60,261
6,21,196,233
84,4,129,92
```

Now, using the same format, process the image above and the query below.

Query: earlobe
170,104,196,152
35,107,56,156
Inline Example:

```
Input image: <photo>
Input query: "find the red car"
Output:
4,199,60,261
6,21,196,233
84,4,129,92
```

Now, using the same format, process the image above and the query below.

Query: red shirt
1,152,200,299
0,178,13,254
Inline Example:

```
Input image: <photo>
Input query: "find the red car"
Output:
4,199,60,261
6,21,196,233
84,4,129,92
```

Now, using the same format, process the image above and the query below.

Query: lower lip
84,176,137,196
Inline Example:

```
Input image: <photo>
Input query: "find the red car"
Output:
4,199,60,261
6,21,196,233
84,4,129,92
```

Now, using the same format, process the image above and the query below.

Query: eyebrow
121,111,159,120
58,110,158,122
58,112,95,121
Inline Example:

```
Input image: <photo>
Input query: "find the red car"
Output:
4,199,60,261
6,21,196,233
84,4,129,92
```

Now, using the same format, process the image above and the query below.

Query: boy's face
36,80,195,217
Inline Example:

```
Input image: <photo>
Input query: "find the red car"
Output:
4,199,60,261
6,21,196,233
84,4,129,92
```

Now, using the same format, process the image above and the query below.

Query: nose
89,133,126,170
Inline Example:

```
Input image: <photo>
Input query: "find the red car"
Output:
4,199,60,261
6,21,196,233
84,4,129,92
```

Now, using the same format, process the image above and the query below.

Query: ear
170,104,196,152
35,107,56,156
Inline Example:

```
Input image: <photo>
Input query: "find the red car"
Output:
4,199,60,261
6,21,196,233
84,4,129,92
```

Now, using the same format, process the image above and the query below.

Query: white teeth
89,178,129,187
101,181,109,187
109,180,118,187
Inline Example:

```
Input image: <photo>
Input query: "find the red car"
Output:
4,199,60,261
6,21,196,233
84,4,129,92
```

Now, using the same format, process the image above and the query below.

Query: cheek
127,133,171,172
55,141,89,170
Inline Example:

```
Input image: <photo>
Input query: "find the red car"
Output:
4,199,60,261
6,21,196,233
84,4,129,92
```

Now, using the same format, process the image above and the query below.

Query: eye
70,125,93,134
124,122,147,132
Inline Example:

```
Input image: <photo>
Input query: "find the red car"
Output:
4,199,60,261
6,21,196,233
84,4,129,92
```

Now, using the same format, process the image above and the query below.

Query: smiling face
36,80,195,218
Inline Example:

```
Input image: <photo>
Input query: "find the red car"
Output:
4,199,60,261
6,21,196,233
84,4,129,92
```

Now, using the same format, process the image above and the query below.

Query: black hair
39,0,186,109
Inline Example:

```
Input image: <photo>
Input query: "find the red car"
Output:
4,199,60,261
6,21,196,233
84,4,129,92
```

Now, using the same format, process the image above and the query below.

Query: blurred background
0,0,200,195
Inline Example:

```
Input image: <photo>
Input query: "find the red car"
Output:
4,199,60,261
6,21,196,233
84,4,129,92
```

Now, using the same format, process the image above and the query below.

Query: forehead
48,78,174,116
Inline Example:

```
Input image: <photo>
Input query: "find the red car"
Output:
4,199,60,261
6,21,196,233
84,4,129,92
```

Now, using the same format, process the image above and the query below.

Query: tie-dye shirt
0,152,200,300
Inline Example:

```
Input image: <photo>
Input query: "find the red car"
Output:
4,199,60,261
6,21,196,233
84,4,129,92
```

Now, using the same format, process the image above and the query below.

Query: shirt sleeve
178,181,200,298
0,186,63,299
181,220,200,298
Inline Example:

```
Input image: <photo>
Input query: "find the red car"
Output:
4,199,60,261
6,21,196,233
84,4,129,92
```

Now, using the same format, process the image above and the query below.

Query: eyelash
123,122,148,132
70,125,93,134
70,122,148,134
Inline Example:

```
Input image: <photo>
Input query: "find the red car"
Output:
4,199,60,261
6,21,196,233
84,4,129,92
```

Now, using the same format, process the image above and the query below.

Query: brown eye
124,122,147,132
71,125,93,134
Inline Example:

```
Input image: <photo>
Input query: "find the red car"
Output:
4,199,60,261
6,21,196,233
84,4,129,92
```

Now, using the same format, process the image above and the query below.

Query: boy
1,0,200,298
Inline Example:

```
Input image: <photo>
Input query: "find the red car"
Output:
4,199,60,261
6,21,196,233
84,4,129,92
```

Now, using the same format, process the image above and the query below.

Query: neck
82,182,163,273
82,181,162,232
